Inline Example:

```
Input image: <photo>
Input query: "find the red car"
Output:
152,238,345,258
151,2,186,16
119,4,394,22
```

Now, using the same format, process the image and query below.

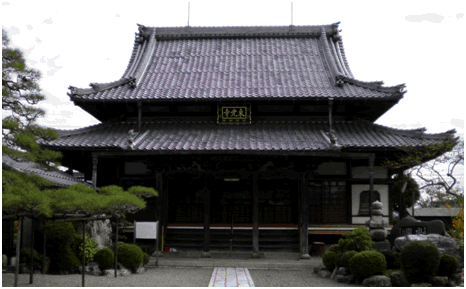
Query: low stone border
79,262,147,277
313,266,464,287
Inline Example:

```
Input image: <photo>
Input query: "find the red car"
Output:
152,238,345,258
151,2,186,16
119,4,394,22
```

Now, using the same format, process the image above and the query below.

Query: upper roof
68,24,405,102
2,153,91,187
43,117,454,153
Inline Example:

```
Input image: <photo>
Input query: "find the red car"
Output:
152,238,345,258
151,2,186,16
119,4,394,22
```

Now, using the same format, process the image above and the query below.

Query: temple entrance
211,179,252,225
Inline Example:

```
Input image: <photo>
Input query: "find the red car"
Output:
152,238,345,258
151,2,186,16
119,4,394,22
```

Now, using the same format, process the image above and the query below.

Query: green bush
401,241,441,283
340,250,358,269
349,251,387,282
334,252,344,268
143,253,150,266
45,222,80,273
94,248,115,271
379,250,395,269
338,227,374,252
116,243,144,272
77,234,99,264
328,244,341,253
20,247,42,270
437,254,459,277
322,251,337,271
393,252,401,269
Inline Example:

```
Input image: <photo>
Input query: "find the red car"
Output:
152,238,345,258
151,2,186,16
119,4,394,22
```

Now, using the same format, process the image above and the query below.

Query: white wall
352,166,388,179
317,162,346,175
351,184,389,224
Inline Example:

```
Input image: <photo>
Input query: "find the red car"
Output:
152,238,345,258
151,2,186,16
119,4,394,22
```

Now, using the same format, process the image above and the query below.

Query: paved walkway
209,268,255,287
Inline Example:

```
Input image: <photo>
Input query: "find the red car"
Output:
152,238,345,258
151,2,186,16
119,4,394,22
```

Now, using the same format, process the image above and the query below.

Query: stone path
208,268,255,287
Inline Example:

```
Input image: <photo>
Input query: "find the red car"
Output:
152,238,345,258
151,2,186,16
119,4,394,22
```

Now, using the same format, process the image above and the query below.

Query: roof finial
187,2,190,27
291,2,293,26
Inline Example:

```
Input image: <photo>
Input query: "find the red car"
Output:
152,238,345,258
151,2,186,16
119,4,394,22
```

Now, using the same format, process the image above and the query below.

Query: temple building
42,23,456,258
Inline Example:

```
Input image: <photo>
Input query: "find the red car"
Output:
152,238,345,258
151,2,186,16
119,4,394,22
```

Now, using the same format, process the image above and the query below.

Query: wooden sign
135,221,158,239
217,103,251,124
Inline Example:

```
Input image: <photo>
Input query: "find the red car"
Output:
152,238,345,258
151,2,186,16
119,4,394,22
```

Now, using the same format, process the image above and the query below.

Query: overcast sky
3,0,464,185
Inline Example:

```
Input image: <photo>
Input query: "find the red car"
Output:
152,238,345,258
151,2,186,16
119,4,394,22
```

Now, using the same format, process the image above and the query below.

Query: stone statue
366,200,388,241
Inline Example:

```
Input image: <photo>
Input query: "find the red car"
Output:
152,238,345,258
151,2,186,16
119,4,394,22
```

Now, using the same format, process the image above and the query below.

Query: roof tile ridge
336,37,355,78
319,27,340,85
133,28,157,86
121,30,143,79
336,74,407,95
357,119,457,139
54,122,106,137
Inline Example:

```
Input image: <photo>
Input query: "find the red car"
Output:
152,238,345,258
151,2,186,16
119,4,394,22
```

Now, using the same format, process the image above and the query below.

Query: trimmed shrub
437,254,459,277
322,251,337,271
349,251,387,282
143,253,150,266
393,252,401,269
46,222,80,273
328,244,341,253
94,248,115,271
380,250,395,269
400,241,441,283
340,250,358,269
334,252,344,268
116,243,144,272
20,247,42,270
338,227,374,252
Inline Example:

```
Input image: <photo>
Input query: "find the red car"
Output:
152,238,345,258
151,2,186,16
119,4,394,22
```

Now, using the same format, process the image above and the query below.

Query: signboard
217,103,251,124
135,221,158,239
400,226,428,237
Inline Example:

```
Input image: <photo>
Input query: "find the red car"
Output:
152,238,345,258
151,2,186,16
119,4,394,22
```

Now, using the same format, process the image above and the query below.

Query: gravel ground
2,268,214,287
249,269,361,287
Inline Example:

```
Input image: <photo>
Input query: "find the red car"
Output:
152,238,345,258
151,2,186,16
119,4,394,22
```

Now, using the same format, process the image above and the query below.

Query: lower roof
43,118,454,153
2,154,91,187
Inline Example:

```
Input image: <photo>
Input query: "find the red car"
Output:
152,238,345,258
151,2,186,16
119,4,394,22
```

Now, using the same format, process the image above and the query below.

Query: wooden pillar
42,219,46,274
14,218,22,287
114,216,118,278
202,175,211,258
81,221,86,287
369,155,375,218
156,173,163,253
300,174,310,259
29,219,34,284
398,168,405,219
92,157,98,188
252,172,260,258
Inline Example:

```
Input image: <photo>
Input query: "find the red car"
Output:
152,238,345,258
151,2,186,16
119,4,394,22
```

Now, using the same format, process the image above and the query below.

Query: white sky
2,0,464,186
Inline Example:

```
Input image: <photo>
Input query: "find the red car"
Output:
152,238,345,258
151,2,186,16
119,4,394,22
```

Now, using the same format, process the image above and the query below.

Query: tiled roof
43,118,454,153
68,24,405,102
407,207,461,217
2,154,91,187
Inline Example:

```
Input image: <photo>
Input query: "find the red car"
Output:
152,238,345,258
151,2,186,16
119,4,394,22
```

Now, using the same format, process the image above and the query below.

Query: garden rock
135,266,145,274
313,265,325,274
394,234,463,263
336,267,349,276
390,271,411,287
410,283,432,287
447,280,456,287
318,269,332,278
336,275,352,284
388,216,446,246
330,267,338,280
362,275,392,287
431,276,448,287
451,272,463,284
2,255,7,267
104,268,131,277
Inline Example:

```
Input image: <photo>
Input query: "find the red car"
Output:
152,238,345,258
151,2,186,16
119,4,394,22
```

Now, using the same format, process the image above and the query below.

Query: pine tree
2,29,60,166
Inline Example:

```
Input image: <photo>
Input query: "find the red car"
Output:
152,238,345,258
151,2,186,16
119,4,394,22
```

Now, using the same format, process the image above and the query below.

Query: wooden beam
156,173,163,253
300,174,311,259
252,172,259,258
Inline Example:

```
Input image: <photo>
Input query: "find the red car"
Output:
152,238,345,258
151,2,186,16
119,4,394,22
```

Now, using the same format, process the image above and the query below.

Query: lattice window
309,181,347,224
